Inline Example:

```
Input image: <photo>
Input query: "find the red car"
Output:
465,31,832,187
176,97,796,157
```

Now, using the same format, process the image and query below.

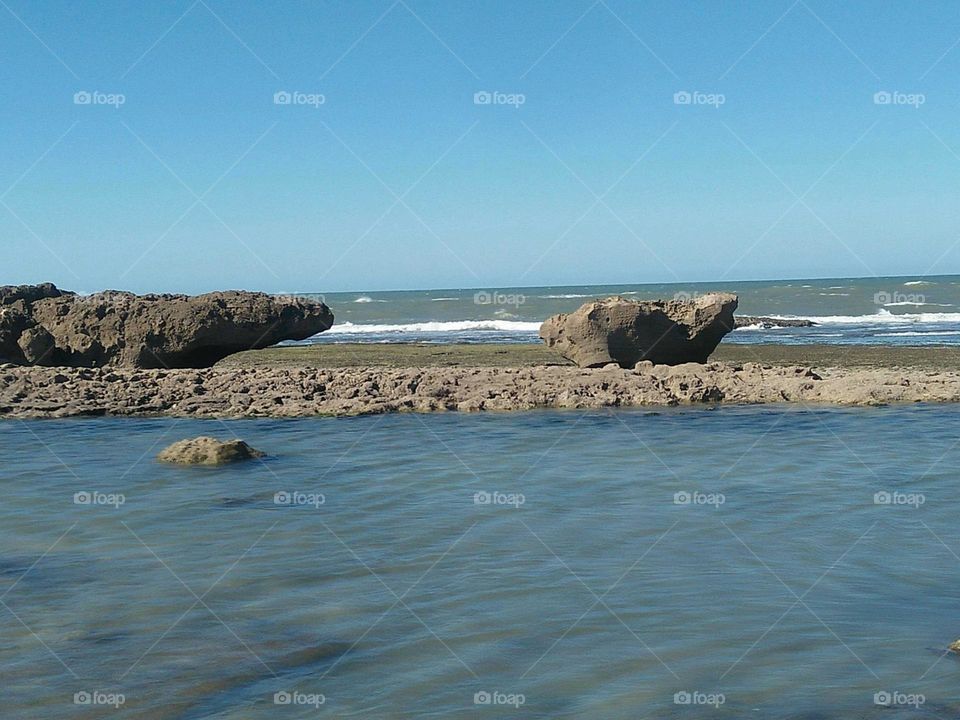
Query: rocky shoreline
2,360,958,419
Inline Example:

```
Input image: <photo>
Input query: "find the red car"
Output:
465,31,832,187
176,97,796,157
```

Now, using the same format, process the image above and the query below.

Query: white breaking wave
539,293,593,299
876,330,960,337
430,297,459,301
353,296,387,303
903,281,931,286
769,309,960,324
883,301,953,307
325,320,541,335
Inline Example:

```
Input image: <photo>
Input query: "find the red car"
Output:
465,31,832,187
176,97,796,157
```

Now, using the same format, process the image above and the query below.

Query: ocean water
297,275,960,346
4,406,960,718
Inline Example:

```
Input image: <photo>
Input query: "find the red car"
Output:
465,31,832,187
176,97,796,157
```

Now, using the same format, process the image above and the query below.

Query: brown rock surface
157,436,265,465
1,362,958,419
0,285,333,368
540,294,738,368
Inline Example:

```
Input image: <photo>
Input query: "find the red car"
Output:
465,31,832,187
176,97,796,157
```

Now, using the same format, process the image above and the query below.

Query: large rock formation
0,285,333,368
540,293,738,368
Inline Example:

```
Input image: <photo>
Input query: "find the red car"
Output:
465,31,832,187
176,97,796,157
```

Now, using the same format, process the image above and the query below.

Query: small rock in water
157,436,265,465
949,639,960,653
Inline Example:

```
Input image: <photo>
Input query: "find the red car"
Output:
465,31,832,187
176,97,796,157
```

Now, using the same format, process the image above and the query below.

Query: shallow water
3,407,960,718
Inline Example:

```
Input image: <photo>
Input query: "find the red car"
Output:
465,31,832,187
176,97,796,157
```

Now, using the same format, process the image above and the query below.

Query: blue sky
2,0,959,293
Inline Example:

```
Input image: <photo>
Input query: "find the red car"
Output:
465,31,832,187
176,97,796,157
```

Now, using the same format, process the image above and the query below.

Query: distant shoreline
3,343,960,419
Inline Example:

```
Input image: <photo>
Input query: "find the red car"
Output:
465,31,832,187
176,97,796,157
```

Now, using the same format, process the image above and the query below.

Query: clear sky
2,0,959,293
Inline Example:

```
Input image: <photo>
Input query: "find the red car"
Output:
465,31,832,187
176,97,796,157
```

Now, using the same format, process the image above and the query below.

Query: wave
883,301,953,307
876,330,960,337
539,293,592,299
430,297,459,301
772,309,960,325
903,281,931,286
353,296,387,303
325,320,541,335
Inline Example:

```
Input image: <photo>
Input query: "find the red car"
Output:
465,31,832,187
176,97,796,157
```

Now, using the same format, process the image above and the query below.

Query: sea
298,275,960,346
4,407,960,718
6,275,960,718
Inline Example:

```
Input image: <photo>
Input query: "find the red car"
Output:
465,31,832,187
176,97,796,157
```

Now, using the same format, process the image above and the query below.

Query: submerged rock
539,293,738,368
158,437,265,465
0,284,334,368
735,316,816,329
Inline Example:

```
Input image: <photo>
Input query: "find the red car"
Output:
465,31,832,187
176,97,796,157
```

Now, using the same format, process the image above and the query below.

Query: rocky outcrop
735,316,816,329
157,437,265,465
0,285,333,368
539,294,738,368
2,361,959,418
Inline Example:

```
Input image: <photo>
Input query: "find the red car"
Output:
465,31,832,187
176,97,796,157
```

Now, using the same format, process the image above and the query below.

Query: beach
4,343,960,419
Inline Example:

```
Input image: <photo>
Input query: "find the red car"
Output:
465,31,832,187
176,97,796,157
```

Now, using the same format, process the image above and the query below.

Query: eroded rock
0,285,334,368
540,293,738,368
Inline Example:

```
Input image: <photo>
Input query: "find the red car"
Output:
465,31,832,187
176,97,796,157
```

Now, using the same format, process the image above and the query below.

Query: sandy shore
2,343,960,418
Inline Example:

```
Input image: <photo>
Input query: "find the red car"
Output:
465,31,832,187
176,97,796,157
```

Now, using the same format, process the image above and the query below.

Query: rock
0,284,334,368
949,639,960,654
157,436,265,465
539,293,738,368
735,316,815,329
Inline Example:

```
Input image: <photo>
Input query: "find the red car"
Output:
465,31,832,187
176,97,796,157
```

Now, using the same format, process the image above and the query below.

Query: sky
2,0,959,294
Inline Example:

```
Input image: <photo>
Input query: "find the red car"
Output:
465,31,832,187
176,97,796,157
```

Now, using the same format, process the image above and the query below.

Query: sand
2,344,960,418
